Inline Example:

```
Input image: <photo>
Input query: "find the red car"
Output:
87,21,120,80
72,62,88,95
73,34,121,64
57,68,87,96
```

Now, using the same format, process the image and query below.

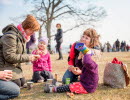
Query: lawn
13,52,130,100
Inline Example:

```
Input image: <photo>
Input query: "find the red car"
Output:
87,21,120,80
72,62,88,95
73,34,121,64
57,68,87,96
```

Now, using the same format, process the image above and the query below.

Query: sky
0,0,130,48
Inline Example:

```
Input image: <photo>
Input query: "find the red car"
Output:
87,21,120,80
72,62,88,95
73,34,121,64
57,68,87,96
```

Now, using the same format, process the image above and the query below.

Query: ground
13,52,130,100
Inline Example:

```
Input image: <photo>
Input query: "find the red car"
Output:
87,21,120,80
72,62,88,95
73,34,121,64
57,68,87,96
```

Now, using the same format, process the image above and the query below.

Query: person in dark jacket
115,39,120,51
55,23,63,60
0,15,40,88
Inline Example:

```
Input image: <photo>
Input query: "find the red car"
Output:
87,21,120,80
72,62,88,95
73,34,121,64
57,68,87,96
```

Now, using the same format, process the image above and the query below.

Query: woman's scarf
17,24,30,42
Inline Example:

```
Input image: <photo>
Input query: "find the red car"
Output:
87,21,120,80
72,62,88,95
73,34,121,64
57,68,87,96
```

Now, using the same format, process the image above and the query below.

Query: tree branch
54,5,69,13
53,10,72,19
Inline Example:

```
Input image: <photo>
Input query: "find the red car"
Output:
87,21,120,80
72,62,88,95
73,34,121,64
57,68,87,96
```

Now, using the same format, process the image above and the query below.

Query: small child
32,37,53,83
44,28,99,94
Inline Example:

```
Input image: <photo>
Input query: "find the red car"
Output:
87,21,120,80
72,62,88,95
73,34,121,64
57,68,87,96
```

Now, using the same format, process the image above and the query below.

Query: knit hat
38,37,48,45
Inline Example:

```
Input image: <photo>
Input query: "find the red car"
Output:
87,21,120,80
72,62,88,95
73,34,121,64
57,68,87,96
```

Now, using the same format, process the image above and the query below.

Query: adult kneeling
0,15,40,87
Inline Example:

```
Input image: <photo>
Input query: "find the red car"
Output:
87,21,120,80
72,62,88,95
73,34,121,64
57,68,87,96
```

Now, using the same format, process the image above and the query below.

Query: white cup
27,82,33,89
4,70,12,80
4,70,12,72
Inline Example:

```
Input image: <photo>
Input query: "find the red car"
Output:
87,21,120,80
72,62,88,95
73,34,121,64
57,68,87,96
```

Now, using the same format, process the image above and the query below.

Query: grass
13,52,130,100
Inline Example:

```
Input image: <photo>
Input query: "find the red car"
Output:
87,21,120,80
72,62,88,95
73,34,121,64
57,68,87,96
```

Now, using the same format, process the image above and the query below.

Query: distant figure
54,23,63,60
126,44,130,51
112,42,116,52
106,41,111,52
32,37,53,83
26,34,36,54
121,41,124,51
115,39,120,51
124,41,126,51
103,43,107,52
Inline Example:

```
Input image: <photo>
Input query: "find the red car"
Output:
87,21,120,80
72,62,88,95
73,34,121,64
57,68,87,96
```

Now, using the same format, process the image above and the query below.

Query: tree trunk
38,25,42,40
46,21,52,51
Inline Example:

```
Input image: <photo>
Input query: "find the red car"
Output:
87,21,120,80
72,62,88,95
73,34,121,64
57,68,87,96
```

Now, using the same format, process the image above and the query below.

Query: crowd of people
101,39,130,52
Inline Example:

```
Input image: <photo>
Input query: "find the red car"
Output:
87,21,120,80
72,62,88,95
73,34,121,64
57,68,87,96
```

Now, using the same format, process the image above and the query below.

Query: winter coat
75,54,99,93
0,24,30,80
55,29,63,43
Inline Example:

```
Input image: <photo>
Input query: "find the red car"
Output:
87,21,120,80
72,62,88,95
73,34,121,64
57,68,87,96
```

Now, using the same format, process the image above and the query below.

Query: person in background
115,39,120,52
126,44,130,51
26,34,36,64
32,37,53,83
54,23,63,60
0,71,20,100
0,15,40,87
106,41,111,52
26,34,36,54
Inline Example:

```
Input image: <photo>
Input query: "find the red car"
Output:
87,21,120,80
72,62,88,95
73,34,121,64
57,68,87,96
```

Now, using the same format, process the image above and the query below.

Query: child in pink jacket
32,37,53,83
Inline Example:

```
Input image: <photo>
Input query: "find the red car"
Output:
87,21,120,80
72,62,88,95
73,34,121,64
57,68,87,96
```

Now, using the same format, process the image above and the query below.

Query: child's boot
44,84,54,93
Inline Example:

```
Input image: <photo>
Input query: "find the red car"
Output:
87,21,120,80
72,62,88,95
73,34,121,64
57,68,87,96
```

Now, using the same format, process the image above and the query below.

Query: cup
27,82,33,90
75,42,89,54
65,78,70,85
4,70,12,73
4,70,12,80
47,79,53,84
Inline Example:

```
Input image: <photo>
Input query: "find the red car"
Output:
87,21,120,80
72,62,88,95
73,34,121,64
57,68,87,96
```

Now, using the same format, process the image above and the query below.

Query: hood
2,24,20,35
2,24,25,42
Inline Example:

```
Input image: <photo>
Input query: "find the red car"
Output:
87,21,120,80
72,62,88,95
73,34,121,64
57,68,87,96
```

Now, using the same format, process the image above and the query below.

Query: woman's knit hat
38,37,48,45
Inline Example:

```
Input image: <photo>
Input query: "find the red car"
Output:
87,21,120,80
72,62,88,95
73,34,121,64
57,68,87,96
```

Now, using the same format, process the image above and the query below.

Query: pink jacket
32,50,52,72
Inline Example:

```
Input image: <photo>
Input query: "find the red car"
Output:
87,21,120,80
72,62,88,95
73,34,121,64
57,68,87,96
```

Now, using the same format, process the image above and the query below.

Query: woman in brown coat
0,15,40,87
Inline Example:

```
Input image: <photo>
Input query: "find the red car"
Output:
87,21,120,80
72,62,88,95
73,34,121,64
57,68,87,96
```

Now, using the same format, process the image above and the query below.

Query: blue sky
0,0,130,46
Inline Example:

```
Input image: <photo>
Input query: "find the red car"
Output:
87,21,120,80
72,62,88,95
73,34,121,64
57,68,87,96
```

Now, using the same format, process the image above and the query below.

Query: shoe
20,83,28,89
44,84,54,93
44,84,50,93
57,58,63,60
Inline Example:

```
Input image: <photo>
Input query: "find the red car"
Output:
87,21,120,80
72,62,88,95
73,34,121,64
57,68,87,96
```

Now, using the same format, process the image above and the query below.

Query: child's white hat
38,37,48,45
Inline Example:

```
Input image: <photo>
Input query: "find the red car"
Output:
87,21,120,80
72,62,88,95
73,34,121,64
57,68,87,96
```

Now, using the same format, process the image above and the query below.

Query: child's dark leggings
12,77,26,87
56,85,71,93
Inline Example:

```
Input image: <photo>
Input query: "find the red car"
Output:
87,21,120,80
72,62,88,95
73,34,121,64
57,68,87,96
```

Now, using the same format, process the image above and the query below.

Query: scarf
17,24,30,42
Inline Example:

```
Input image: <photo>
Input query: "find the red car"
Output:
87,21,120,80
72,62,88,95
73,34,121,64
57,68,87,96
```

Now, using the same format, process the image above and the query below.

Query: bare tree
23,0,107,51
